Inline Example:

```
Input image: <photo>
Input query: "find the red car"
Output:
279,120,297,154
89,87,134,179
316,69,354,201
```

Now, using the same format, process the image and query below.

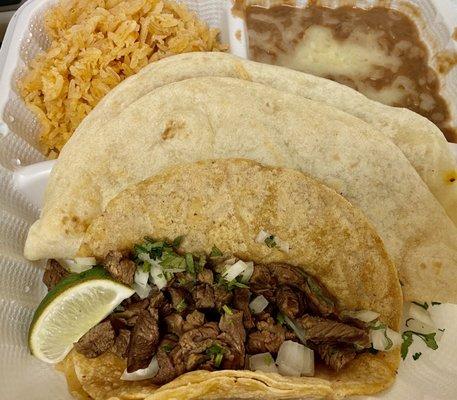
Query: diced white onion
276,341,314,377
275,237,290,253
57,259,92,273
284,315,307,344
240,261,254,283
133,282,151,299
121,356,158,381
222,260,248,282
255,230,270,243
249,352,278,373
370,326,401,351
407,303,436,329
150,264,167,290
343,310,380,323
74,257,97,266
405,318,437,335
134,268,149,287
249,295,269,314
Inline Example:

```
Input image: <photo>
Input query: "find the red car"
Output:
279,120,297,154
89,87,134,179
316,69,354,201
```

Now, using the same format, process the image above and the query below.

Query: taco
24,76,457,303
43,159,403,399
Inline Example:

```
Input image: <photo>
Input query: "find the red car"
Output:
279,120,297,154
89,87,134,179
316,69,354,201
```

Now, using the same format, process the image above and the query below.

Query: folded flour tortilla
46,52,457,226
69,159,402,400
25,75,457,302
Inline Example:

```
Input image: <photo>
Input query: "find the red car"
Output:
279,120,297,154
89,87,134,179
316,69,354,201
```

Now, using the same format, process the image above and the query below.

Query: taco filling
42,237,400,383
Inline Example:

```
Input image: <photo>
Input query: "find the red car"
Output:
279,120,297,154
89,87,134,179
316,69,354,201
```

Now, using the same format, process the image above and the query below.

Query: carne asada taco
34,159,402,399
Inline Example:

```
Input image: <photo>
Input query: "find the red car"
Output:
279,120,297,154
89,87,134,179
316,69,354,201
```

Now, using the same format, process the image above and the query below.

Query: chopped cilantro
197,253,206,272
401,331,413,360
140,262,151,273
401,330,439,360
210,245,223,257
162,344,173,353
172,235,185,249
214,353,223,367
185,253,195,275
307,276,335,309
263,354,273,365
264,235,277,248
418,332,438,350
222,305,233,315
175,299,187,313
413,352,422,360
160,252,186,270
431,301,441,306
227,280,249,289
412,301,429,310
206,344,224,356
276,313,285,326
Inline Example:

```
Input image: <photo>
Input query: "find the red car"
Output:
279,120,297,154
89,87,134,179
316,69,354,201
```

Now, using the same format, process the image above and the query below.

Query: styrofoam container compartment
1,0,457,399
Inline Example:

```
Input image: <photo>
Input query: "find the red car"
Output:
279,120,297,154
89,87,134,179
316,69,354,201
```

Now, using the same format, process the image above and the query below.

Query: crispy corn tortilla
70,159,401,400
37,52,457,229
25,76,457,302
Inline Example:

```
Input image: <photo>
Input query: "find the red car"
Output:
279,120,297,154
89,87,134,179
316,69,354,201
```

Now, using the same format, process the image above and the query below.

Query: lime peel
29,266,134,364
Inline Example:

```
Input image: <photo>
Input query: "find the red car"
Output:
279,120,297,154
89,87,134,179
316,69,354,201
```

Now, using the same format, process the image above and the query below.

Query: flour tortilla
70,158,402,400
50,52,457,226
24,76,457,302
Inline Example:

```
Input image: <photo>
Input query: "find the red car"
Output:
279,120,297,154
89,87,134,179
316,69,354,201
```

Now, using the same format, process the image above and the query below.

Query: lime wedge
29,266,134,363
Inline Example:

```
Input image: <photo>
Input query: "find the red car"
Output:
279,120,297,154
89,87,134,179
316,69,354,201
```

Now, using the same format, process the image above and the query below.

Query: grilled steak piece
249,264,277,300
232,288,254,329
179,322,220,355
168,287,191,313
74,321,115,358
247,315,286,354
317,344,357,371
183,310,205,332
104,251,136,285
303,276,336,315
193,284,215,309
165,313,184,336
218,311,246,369
127,309,160,372
111,329,130,358
43,259,69,291
197,269,214,284
299,315,370,348
214,286,233,309
149,290,173,317
276,285,306,319
151,337,179,385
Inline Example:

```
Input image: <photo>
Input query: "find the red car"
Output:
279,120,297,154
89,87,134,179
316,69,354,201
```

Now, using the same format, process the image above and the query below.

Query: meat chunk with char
218,311,246,369
111,329,130,358
127,309,160,372
197,269,214,284
317,344,357,371
247,314,286,354
168,287,191,313
276,285,306,319
149,289,173,317
151,336,179,385
193,284,215,309
232,288,254,329
299,315,370,348
249,264,277,301
183,310,205,332
43,259,69,291
214,285,233,309
164,313,184,336
178,322,220,355
104,251,136,285
74,321,115,358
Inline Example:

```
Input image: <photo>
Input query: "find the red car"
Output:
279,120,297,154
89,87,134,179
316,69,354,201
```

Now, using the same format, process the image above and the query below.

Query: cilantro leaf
412,352,422,360
418,332,438,350
210,245,223,257
215,352,223,367
264,235,277,248
277,313,285,326
185,253,195,275
175,299,187,313
162,344,173,353
401,331,413,360
172,235,185,249
222,305,233,315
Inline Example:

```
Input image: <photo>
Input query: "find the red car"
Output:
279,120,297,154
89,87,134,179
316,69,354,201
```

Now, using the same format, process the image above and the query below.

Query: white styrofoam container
1,1,457,399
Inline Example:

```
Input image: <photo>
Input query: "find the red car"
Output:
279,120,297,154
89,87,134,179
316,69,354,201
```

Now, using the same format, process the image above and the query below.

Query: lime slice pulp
29,266,134,363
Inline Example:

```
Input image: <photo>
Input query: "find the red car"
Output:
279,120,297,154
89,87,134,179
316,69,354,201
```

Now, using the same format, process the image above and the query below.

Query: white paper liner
0,0,456,399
